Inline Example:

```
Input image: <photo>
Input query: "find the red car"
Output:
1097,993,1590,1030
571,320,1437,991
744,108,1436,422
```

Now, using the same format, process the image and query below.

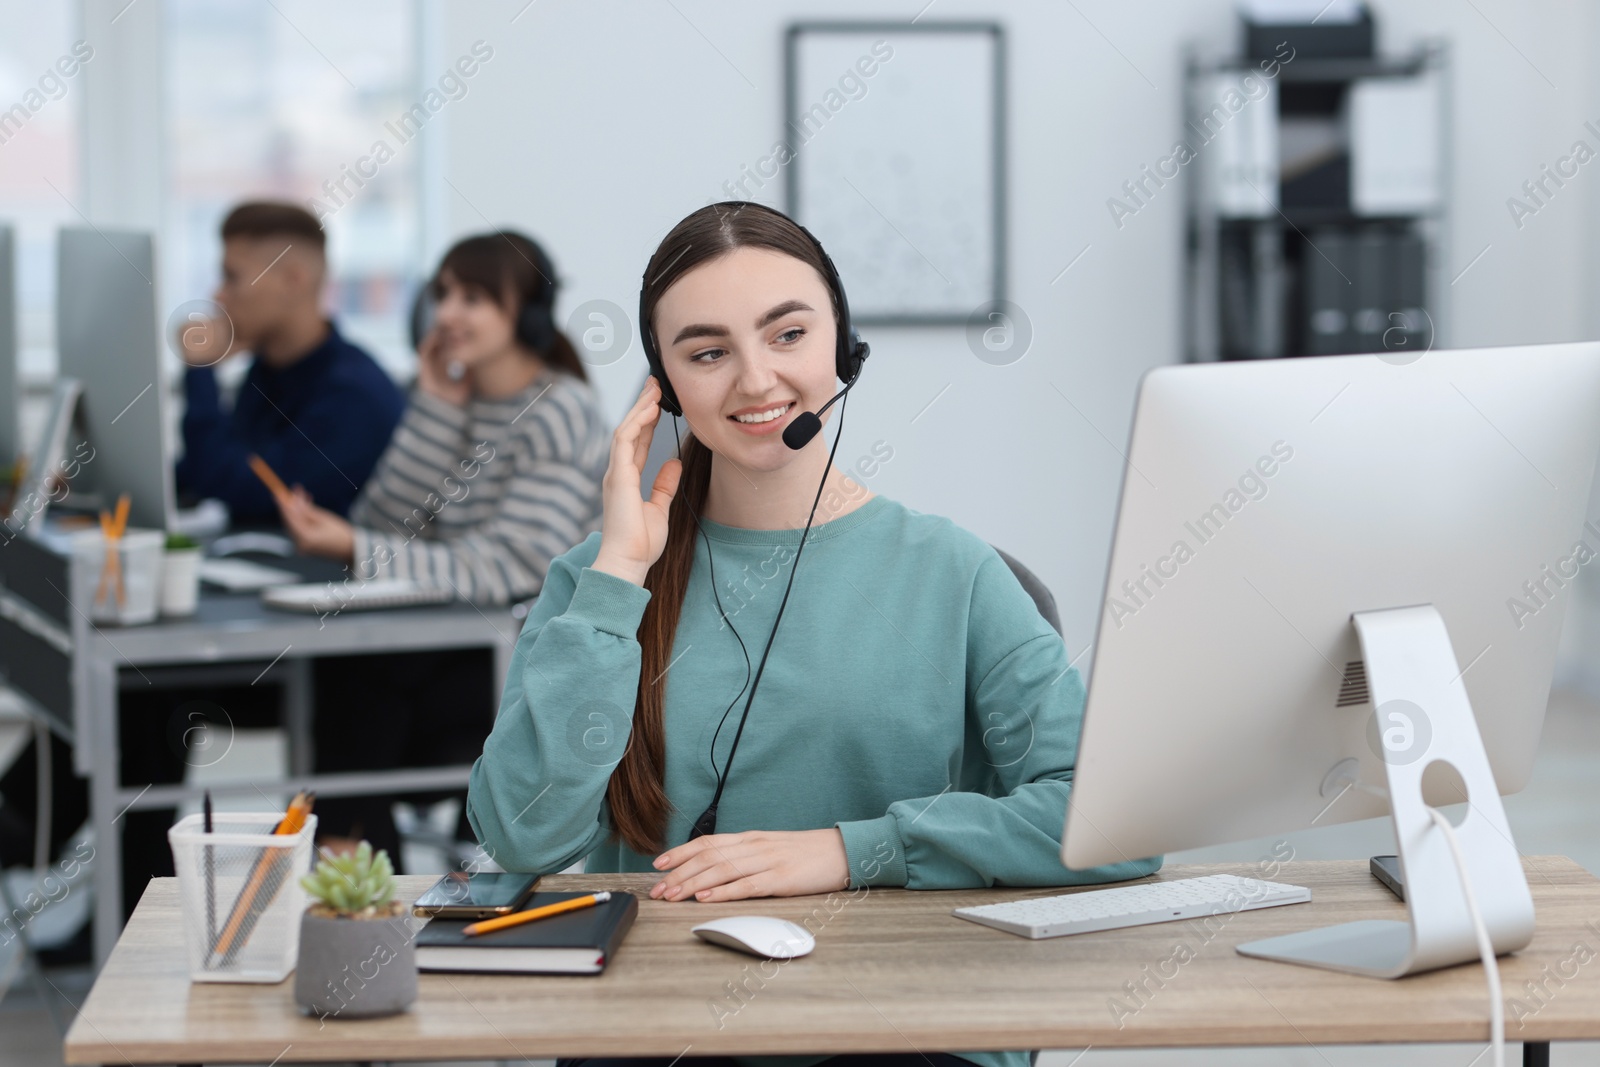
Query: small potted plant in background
293,842,418,1021
160,532,203,617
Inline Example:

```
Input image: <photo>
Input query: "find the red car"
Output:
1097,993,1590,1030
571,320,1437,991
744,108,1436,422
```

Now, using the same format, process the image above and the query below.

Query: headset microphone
781,373,861,450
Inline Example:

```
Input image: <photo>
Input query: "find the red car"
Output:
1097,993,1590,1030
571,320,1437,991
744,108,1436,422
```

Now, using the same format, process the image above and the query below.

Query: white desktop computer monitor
55,227,174,531
1063,341,1600,979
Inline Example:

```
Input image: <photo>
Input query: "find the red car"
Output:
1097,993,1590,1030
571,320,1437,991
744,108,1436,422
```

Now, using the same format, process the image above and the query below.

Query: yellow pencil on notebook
463,891,611,937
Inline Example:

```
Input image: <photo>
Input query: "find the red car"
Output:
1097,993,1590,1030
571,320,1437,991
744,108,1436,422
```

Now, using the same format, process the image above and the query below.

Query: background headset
637,202,870,839
409,230,561,356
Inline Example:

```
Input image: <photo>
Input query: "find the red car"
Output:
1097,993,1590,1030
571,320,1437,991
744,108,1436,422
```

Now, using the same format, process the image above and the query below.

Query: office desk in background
62,860,1600,1065
0,533,520,964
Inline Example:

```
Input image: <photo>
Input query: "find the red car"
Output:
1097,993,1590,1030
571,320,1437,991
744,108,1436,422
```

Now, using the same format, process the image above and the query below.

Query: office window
164,0,419,376
0,2,83,381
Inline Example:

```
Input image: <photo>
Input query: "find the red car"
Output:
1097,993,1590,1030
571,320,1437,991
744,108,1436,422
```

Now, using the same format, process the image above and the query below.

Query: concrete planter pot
293,909,418,1020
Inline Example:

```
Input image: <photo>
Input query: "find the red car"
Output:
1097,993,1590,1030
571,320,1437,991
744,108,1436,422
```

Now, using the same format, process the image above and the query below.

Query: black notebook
415,892,638,974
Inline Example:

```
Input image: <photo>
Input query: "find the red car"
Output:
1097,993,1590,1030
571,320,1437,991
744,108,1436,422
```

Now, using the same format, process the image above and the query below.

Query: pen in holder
203,791,215,954
168,809,317,982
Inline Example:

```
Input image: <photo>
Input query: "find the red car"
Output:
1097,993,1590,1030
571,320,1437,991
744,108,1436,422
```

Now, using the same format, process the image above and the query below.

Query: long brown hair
432,231,588,381
607,202,842,854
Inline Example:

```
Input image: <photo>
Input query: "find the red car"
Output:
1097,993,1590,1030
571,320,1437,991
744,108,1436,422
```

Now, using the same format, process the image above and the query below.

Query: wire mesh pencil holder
168,812,317,983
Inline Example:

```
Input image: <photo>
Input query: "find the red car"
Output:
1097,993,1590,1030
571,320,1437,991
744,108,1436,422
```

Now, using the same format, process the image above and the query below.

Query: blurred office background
3,1,1600,1064
8,0,1600,674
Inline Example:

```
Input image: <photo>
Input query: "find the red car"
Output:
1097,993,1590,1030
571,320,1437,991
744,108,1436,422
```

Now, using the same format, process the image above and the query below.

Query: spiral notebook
415,891,639,974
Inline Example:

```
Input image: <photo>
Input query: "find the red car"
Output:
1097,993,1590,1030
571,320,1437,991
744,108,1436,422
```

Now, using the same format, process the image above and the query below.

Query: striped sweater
348,369,608,605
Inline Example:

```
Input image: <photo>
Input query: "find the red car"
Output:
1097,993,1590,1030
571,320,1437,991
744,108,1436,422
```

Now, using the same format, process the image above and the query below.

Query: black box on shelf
1244,5,1374,61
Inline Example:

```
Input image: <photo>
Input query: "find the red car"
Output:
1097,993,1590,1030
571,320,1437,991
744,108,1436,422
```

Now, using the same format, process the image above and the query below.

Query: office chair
991,547,1062,637
0,716,64,1035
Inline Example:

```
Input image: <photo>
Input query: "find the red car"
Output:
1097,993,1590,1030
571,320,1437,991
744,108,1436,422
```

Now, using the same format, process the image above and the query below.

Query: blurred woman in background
278,230,608,866
279,229,606,603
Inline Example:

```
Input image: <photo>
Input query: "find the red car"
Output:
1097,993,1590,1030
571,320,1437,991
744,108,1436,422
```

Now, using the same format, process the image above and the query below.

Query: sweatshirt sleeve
834,550,1163,891
465,534,652,875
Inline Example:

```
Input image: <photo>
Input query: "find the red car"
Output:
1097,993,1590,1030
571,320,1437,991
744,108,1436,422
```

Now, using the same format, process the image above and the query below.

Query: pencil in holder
168,811,317,982
72,528,164,625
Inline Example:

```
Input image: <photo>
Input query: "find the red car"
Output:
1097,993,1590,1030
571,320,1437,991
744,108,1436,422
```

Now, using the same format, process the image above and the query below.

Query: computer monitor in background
56,227,174,532
0,225,17,469
1064,342,1600,978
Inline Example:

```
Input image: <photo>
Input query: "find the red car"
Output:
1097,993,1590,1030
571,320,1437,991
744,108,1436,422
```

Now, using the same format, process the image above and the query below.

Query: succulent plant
300,841,397,917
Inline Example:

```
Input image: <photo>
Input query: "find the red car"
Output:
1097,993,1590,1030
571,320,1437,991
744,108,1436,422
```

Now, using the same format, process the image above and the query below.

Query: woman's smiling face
653,246,839,471
430,268,520,367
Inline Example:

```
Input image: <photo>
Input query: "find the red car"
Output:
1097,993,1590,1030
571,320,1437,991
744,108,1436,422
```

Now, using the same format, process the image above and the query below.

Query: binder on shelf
1304,228,1354,356
1351,227,1388,353
1200,72,1279,219
1350,74,1442,216
1390,229,1430,351
1249,222,1287,359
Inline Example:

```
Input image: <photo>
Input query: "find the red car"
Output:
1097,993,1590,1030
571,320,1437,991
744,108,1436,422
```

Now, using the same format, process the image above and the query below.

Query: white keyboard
261,579,453,613
952,874,1311,939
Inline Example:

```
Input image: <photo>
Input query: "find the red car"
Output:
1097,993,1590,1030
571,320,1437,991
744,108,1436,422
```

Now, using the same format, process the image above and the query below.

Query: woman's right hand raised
416,326,471,407
592,377,683,587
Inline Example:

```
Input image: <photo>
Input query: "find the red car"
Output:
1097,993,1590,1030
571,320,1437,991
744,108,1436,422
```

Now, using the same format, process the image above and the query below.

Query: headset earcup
409,287,431,351
654,371,683,417
840,331,869,384
518,303,557,354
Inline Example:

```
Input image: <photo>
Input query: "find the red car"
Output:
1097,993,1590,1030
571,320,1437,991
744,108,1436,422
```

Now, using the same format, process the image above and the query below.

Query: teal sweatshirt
467,494,1161,1067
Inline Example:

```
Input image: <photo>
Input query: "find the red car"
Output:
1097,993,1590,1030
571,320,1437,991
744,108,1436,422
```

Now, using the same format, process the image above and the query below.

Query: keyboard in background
197,557,302,592
952,874,1311,939
261,579,454,614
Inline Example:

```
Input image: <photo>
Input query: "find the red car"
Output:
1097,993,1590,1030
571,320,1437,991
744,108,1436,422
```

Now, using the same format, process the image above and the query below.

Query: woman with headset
467,204,1156,1067
279,230,608,864
278,230,607,603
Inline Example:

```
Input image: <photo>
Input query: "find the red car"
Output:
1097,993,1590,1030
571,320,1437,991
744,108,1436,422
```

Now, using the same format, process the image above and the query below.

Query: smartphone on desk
412,871,541,919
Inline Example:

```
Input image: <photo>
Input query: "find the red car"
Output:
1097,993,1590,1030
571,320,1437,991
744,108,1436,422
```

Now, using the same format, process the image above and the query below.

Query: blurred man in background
175,201,403,525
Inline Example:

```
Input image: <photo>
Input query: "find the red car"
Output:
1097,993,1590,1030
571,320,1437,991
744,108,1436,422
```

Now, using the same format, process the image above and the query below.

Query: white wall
396,0,1600,657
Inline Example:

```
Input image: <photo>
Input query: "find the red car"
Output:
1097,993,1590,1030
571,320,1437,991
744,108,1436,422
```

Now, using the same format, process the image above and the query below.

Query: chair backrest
992,545,1062,636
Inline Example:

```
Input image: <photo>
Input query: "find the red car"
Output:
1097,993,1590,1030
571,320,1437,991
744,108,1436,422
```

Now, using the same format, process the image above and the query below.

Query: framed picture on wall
785,21,1006,325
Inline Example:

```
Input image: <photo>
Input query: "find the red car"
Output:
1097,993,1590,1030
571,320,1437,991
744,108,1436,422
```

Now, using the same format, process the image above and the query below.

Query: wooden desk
64,858,1600,1064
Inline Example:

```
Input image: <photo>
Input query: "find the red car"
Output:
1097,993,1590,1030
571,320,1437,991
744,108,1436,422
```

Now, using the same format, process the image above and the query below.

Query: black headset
636,202,869,842
639,203,869,419
409,231,560,354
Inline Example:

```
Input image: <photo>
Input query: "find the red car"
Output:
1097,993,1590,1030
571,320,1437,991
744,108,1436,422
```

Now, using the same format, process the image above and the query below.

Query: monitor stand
1236,604,1536,978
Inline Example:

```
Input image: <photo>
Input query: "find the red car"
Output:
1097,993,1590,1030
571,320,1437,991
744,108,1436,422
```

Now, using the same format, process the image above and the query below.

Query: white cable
1427,806,1503,1067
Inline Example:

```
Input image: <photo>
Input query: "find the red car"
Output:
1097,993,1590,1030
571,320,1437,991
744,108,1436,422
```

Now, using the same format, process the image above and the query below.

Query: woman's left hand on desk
650,829,850,902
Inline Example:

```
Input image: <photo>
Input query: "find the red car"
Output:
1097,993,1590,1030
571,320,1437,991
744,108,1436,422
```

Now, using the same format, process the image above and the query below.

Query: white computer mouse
691,916,816,959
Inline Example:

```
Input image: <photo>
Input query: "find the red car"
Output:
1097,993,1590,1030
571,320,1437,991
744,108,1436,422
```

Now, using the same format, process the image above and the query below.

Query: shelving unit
1184,37,1449,362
